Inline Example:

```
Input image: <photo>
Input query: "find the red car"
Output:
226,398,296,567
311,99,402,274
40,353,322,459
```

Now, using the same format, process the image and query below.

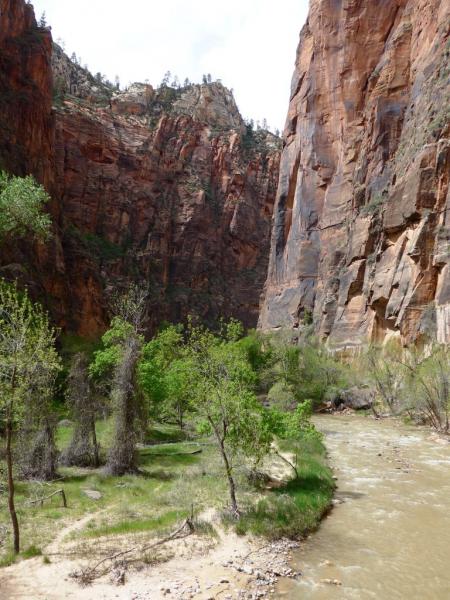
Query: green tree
265,331,348,409
0,172,51,241
186,321,272,516
266,400,321,478
0,280,60,553
401,346,450,431
139,325,195,429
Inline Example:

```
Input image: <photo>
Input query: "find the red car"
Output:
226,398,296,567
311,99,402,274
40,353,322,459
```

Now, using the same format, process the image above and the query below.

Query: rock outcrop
259,0,450,349
0,0,280,336
54,85,279,335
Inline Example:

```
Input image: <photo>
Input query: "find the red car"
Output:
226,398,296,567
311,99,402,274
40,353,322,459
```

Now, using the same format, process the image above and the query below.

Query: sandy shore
1,508,301,600
2,451,302,600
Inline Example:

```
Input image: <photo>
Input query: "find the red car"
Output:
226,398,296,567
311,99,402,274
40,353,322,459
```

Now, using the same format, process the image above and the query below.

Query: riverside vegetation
1,172,449,577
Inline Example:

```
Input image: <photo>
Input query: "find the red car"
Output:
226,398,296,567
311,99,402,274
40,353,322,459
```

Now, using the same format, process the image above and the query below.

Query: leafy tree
161,70,171,87
365,342,403,412
266,400,321,478
61,353,100,467
139,325,194,429
0,280,60,553
38,11,47,27
265,331,348,409
17,366,59,481
186,321,272,516
0,172,51,242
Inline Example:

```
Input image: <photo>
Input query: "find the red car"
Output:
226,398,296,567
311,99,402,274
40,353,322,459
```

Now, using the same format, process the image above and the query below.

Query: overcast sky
31,0,309,131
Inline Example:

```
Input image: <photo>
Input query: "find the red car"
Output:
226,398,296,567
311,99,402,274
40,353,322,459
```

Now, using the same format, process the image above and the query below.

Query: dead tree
17,365,59,481
61,353,100,468
105,336,142,475
104,283,148,475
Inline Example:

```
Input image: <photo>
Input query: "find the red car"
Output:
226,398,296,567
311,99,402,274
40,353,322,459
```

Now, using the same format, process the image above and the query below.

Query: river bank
0,422,332,600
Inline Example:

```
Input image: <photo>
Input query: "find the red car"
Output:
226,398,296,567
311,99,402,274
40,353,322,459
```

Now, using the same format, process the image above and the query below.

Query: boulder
334,387,374,411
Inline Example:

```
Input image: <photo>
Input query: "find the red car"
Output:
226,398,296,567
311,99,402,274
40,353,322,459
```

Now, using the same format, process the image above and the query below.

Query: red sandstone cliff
54,84,279,335
0,0,280,335
259,0,450,349
0,0,53,185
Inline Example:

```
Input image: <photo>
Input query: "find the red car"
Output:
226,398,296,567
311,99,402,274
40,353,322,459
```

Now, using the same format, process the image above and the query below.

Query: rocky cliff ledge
0,0,280,336
259,0,450,349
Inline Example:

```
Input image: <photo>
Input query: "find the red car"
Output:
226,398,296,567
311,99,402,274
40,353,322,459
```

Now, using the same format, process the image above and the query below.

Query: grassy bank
0,419,334,566
235,437,335,538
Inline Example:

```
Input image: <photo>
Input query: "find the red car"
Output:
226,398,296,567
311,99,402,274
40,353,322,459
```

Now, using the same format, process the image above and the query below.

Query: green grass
0,419,334,565
21,545,42,559
84,509,188,538
0,551,17,568
56,417,113,451
234,437,335,539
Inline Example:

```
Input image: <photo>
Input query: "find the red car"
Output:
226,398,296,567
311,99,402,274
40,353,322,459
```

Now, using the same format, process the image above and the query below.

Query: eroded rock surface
0,0,280,335
259,0,450,349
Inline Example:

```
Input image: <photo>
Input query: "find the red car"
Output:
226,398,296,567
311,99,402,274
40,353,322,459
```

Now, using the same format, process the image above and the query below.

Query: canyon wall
0,0,280,336
53,82,279,335
260,0,450,349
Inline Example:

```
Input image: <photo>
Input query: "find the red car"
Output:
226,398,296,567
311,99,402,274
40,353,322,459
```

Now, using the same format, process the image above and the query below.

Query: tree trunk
178,405,184,431
275,450,298,478
91,417,99,468
218,438,238,515
6,420,20,553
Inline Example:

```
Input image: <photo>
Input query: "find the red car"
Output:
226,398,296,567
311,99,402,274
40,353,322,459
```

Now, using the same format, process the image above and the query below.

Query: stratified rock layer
259,0,450,348
0,0,280,336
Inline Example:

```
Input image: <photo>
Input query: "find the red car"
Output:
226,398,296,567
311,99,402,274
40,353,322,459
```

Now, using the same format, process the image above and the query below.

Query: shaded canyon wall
259,0,450,349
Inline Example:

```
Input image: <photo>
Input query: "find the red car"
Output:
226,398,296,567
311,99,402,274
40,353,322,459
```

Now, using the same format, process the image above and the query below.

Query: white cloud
31,0,308,130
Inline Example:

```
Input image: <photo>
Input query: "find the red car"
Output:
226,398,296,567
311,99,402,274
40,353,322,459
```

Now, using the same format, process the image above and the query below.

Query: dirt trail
1,454,297,600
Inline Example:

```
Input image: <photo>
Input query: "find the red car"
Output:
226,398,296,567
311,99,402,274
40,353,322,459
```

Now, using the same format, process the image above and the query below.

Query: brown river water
277,415,450,600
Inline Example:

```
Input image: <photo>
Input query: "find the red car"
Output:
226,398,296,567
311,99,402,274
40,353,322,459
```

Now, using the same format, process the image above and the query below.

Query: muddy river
277,415,450,599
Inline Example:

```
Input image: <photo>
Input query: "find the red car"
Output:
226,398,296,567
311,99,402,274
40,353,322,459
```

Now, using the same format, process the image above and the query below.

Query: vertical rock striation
0,0,280,336
53,83,280,334
259,0,450,348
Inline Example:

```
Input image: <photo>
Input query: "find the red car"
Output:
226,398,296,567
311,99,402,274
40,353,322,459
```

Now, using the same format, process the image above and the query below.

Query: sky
30,0,309,131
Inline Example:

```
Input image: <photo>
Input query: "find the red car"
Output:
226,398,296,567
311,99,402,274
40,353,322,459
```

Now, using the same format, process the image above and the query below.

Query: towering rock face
0,0,280,336
260,0,450,349
53,83,279,334
0,0,53,185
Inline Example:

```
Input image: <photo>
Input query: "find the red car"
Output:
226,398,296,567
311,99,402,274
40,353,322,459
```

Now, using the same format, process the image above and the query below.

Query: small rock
83,489,102,500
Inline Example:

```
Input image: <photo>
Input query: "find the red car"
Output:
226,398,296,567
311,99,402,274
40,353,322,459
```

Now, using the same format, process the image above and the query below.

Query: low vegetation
0,278,336,563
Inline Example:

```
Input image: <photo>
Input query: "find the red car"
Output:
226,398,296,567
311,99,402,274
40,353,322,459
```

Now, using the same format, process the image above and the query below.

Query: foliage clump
0,172,51,241
0,280,61,552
